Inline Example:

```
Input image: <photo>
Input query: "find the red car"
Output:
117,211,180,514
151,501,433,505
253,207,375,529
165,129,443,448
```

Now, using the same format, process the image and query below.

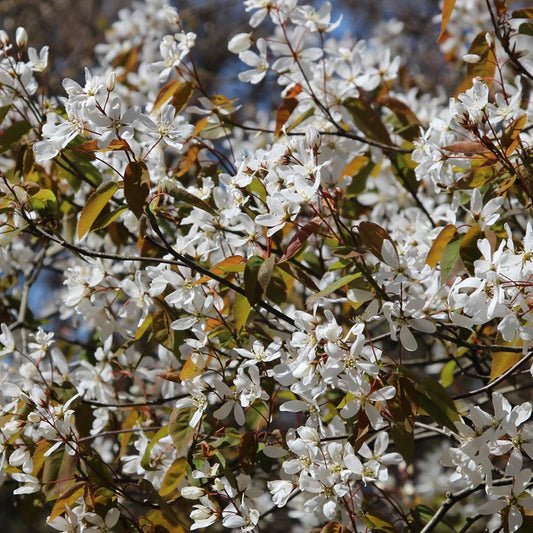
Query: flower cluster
0,0,532,532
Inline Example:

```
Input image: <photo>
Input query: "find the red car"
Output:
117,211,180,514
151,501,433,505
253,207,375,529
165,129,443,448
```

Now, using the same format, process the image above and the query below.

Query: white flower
238,38,269,84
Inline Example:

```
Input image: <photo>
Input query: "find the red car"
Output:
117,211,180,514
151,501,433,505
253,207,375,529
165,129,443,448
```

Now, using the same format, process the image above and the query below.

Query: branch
420,477,512,533
453,350,533,400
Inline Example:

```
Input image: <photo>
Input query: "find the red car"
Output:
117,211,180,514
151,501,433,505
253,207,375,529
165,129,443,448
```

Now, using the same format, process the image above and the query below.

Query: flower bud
228,33,252,54
305,125,321,152
0,30,9,47
106,71,117,92
181,486,206,499
15,27,28,49
463,53,481,64
163,6,180,24
485,31,493,49
27,412,41,423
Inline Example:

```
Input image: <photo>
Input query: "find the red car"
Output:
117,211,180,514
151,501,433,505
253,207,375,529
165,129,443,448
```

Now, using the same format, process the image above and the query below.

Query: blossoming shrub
0,0,532,531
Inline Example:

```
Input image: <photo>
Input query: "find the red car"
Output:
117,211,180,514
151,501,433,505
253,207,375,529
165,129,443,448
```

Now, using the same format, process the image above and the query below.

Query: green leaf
307,272,361,304
387,375,417,465
426,225,457,268
416,377,460,432
48,482,87,521
159,457,188,498
233,292,252,331
364,512,398,533
265,273,287,305
0,120,31,154
518,21,533,36
124,161,150,218
169,407,195,456
257,256,276,292
390,150,419,194
0,106,10,126
42,448,77,500
138,479,183,527
162,181,216,215
440,235,464,283
284,107,315,134
244,255,265,305
91,205,128,231
441,360,456,388
141,426,170,471
380,96,421,141
77,181,119,239
29,189,58,216
59,149,102,188
343,97,391,145
277,261,320,292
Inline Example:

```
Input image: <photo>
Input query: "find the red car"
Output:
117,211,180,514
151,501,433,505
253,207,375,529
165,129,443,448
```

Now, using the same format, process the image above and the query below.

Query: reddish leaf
438,0,457,43
124,161,150,218
274,84,302,135
238,432,257,475
280,217,322,262
442,141,489,154
358,221,397,262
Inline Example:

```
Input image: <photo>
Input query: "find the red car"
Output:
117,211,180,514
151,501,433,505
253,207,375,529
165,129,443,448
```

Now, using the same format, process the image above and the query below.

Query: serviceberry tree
0,0,532,532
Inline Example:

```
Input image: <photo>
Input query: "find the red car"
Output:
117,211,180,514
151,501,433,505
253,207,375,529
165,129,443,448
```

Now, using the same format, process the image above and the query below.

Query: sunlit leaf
195,255,245,284
490,351,522,382
426,225,457,267
501,114,527,157
233,292,252,331
441,360,456,388
364,512,398,533
153,79,193,114
320,521,350,533
258,256,276,292
159,458,188,498
48,482,87,521
307,272,361,304
455,31,496,94
437,0,457,43
77,181,119,239
77,139,130,152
